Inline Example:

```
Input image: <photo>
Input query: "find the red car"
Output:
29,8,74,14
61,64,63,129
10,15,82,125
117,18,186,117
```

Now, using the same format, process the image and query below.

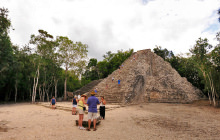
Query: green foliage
168,56,204,89
104,49,133,75
0,7,12,75
211,32,220,68
0,8,11,35
66,70,81,91
56,36,88,100
83,58,99,80
30,29,56,59
0,7,14,101
87,58,97,68
153,46,172,60
97,60,109,78
56,36,88,70
189,38,212,63
189,36,220,106
0,7,88,102
82,49,133,81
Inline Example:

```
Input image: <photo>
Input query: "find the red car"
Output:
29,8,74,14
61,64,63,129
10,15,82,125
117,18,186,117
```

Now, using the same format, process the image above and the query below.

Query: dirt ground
0,100,220,140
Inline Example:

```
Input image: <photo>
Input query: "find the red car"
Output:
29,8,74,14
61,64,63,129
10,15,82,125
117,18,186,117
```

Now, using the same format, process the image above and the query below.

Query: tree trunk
45,83,49,102
29,77,31,101
32,78,35,103
200,69,212,106
54,79,58,98
51,87,53,98
29,88,32,101
39,86,42,102
46,91,49,102
207,91,212,105
42,84,45,102
64,77,67,100
217,98,220,107
207,72,216,107
32,77,35,103
32,65,39,103
8,88,12,101
64,66,68,100
15,82,17,103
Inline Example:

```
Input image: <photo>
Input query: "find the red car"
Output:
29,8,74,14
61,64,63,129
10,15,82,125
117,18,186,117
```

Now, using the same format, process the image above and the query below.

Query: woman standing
72,95,78,115
99,96,106,120
77,94,87,130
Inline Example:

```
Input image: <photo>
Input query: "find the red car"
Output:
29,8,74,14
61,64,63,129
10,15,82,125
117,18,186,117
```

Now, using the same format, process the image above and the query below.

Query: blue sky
203,23,219,33
1,0,220,60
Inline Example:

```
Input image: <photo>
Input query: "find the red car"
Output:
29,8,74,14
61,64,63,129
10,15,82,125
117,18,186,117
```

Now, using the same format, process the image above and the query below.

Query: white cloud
2,0,220,60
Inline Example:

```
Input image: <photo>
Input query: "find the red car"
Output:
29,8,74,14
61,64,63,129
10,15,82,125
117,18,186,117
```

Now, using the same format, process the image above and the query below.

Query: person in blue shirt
86,91,100,131
94,88,98,94
72,95,78,115
50,96,56,109
118,79,121,87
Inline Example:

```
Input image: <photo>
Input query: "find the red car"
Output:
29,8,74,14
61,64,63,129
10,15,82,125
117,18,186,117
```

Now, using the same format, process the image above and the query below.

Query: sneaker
80,127,86,130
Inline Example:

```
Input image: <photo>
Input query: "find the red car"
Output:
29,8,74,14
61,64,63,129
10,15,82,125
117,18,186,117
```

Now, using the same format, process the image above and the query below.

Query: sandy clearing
0,102,220,140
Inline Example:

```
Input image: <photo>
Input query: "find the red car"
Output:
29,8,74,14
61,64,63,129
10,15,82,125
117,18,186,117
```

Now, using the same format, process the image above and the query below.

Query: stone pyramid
88,49,203,104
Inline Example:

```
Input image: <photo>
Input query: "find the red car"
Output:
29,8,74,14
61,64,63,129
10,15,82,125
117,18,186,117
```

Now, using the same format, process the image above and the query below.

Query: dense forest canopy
0,7,219,107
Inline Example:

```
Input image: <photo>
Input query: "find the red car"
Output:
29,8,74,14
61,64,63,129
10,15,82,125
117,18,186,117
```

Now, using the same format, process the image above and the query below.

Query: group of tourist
72,90,106,131
50,91,106,131
49,55,137,130
112,77,121,87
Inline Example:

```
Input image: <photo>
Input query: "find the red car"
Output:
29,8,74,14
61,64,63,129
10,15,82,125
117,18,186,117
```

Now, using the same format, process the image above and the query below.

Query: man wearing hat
87,91,100,131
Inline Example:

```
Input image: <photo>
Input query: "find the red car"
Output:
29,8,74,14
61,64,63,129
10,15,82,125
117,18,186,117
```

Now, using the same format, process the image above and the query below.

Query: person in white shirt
99,96,106,120
78,94,81,99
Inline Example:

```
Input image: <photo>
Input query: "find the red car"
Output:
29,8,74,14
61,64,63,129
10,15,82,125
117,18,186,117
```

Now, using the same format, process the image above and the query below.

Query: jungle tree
0,7,14,101
29,30,57,102
189,38,218,106
56,36,88,100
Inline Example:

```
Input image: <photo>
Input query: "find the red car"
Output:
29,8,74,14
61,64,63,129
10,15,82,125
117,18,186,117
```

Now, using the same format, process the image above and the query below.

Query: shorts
72,104,77,108
52,103,55,105
88,112,97,120
77,108,84,114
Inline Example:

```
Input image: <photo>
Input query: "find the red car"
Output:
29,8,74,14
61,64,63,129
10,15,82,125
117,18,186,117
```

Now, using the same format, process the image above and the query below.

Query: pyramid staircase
94,52,144,104
73,79,103,95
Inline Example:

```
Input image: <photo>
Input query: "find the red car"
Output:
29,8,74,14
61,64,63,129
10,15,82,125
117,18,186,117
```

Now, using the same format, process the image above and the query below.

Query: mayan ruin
84,49,203,104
